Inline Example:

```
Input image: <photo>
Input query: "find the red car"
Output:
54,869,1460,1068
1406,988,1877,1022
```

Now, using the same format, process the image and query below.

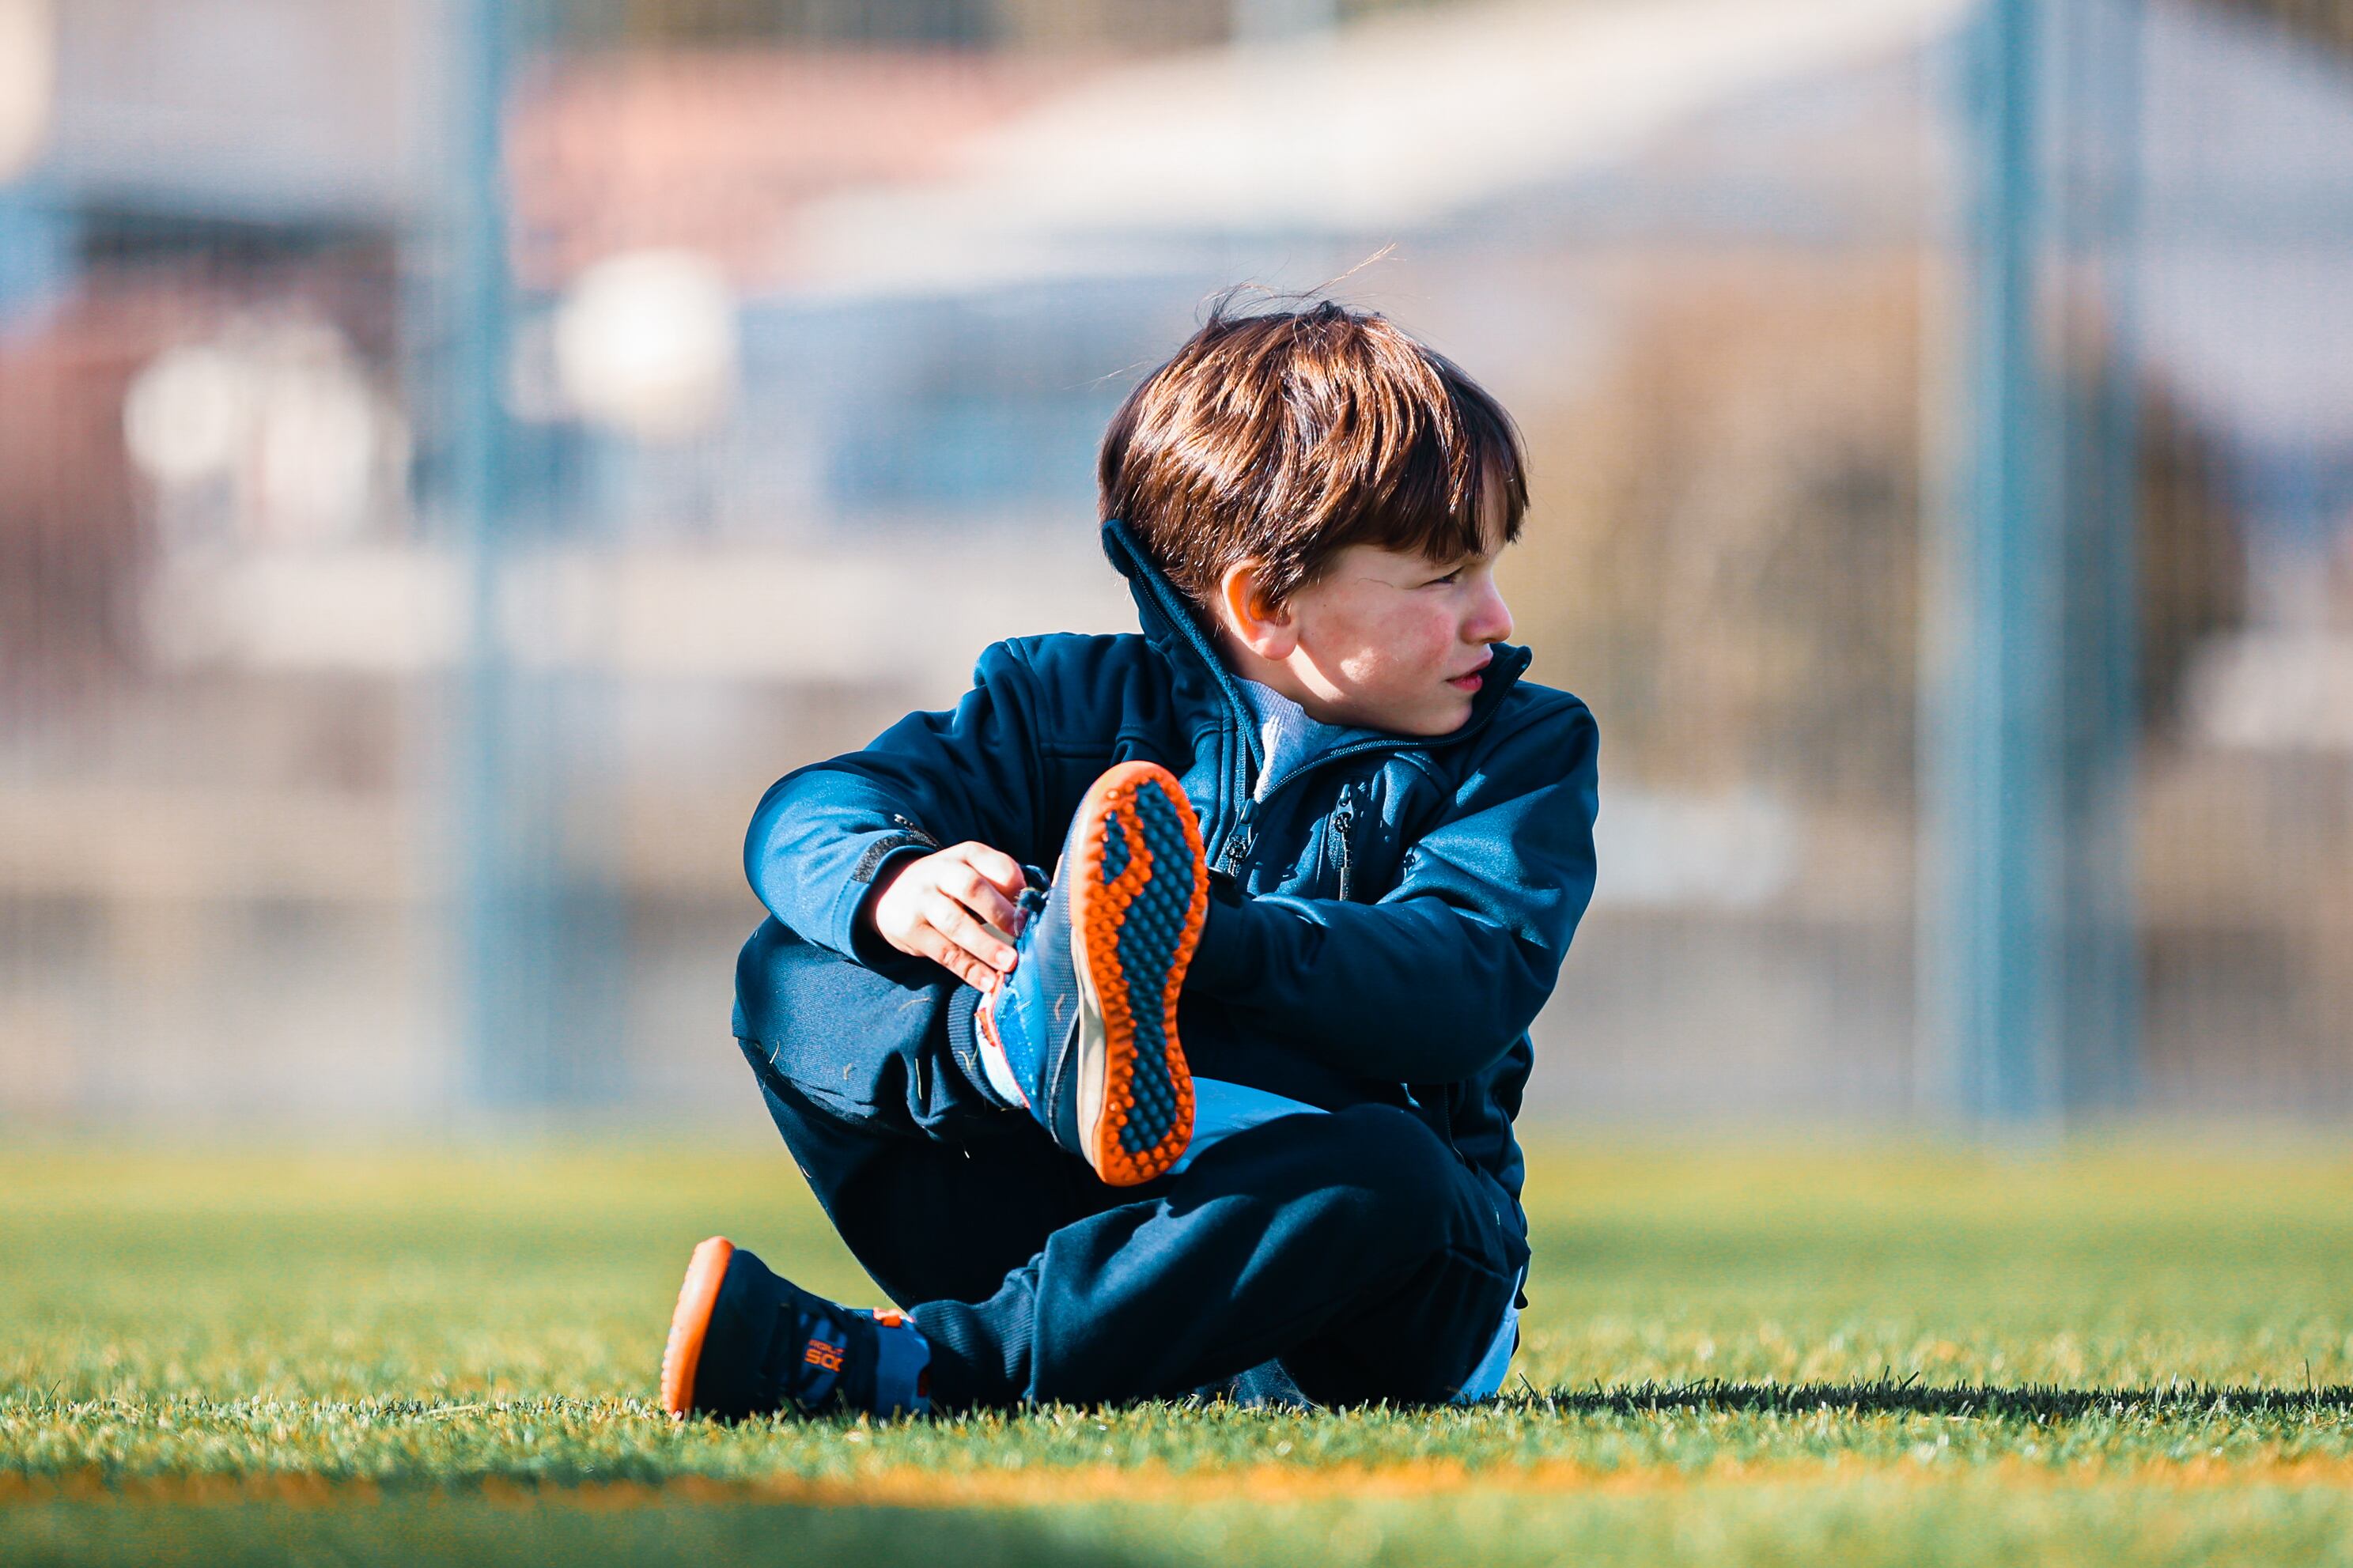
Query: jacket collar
1097,517,1533,764
1100,517,1259,754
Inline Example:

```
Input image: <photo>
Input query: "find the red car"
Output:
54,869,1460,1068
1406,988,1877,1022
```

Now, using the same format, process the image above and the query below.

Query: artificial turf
5,1137,2352,1565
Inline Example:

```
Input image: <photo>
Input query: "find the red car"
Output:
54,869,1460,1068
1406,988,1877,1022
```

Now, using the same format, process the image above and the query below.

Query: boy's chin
1391,696,1477,738
1320,686,1476,736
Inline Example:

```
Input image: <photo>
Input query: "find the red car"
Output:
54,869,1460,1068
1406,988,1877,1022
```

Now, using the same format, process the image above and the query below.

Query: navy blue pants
733,921,1522,1409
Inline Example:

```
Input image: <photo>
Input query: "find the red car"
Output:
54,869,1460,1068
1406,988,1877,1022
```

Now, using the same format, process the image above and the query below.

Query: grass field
6,1136,2353,1566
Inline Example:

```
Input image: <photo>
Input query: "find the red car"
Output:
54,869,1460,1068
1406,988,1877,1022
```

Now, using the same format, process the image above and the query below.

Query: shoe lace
1010,871,1050,951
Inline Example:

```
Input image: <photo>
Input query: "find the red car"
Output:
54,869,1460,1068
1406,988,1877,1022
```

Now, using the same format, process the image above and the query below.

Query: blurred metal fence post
445,0,546,1109
1930,0,2144,1128
443,0,622,1111
2052,0,2144,1115
0,180,69,326
1932,0,2065,1127
1234,0,1338,44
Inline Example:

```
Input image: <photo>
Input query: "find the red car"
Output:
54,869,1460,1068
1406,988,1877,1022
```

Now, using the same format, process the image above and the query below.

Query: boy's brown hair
1099,299,1529,609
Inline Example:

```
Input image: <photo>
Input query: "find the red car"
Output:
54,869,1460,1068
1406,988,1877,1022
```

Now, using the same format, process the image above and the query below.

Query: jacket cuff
827,837,938,967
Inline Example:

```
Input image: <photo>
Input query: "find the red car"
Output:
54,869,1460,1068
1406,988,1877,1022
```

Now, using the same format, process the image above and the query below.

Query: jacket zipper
1329,795,1355,902
1215,797,1256,876
1216,739,1396,878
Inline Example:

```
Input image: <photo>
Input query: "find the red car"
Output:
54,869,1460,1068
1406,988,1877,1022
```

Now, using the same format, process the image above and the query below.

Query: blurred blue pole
446,0,537,1108
1234,0,1337,44
1936,0,2066,1126
2056,0,2143,1113
0,179,70,329
441,0,619,1112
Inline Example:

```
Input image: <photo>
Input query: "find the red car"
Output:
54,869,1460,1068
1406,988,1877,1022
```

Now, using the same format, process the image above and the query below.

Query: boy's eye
1425,567,1464,586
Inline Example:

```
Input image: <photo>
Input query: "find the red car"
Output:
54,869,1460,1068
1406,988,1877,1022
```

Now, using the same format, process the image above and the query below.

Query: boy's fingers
906,926,953,971
926,892,1017,973
911,926,989,989
959,844,1029,899
944,867,1021,934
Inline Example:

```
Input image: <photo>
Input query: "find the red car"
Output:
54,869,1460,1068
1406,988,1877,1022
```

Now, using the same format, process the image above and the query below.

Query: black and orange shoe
660,1237,930,1422
975,760,1209,1187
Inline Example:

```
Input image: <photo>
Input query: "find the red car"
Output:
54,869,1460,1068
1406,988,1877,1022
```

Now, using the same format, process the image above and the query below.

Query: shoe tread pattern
1071,761,1207,1186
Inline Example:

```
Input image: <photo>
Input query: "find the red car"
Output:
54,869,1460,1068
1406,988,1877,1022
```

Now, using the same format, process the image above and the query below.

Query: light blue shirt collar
1234,678,1392,801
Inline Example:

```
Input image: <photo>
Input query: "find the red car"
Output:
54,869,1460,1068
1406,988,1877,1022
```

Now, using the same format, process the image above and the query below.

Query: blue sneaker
977,761,1209,1187
660,1237,930,1421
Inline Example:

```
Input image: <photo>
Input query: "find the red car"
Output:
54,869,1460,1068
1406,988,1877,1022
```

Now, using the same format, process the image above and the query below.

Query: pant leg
734,918,1106,1312
907,1103,1520,1409
734,916,1000,1136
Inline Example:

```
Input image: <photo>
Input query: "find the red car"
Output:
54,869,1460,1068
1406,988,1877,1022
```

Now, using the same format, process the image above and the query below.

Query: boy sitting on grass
660,300,1599,1419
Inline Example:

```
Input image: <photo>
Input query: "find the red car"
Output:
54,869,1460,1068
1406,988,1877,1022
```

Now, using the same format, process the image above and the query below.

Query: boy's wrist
849,846,931,969
857,858,910,937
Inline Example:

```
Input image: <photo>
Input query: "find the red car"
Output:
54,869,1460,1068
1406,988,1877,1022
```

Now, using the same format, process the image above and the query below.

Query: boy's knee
1290,1104,1465,1243
737,916,978,1084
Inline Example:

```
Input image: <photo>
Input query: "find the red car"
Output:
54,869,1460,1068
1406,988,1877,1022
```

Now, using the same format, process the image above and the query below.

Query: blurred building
0,0,2347,1124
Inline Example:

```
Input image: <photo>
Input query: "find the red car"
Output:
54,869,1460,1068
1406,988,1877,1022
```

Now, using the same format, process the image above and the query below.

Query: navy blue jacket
736,520,1599,1254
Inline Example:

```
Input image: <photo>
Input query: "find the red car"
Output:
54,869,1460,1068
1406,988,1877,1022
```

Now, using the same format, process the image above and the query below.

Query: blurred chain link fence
0,0,2346,1125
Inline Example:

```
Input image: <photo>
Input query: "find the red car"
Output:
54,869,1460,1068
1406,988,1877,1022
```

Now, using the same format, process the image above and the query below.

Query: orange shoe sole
660,1236,735,1419
1066,761,1209,1188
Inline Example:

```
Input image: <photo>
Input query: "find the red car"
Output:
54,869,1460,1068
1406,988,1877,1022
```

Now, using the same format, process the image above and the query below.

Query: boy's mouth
1446,659,1492,693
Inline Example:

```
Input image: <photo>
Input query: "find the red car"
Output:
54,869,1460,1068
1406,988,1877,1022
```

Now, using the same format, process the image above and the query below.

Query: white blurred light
0,0,53,183
124,344,253,489
255,359,380,541
553,249,738,441
2188,633,2353,753
1590,789,1799,910
126,319,396,546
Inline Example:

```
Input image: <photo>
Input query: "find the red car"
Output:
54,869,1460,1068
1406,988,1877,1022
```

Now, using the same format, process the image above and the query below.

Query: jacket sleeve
743,640,1051,965
1185,701,1598,1082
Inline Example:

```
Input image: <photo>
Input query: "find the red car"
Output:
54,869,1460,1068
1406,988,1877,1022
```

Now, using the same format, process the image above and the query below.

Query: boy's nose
1467,583,1513,646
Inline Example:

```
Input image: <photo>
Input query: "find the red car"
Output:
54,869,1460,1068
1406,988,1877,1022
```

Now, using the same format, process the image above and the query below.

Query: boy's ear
1215,559,1297,660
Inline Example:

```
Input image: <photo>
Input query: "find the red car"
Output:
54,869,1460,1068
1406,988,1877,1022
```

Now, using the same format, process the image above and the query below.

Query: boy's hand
862,842,1029,989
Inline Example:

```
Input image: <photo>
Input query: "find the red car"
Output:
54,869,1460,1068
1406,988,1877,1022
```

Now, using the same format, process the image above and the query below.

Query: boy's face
1275,531,1515,737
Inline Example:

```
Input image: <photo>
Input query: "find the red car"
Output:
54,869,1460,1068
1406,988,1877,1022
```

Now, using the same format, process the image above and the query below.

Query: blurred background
0,0,2344,1133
